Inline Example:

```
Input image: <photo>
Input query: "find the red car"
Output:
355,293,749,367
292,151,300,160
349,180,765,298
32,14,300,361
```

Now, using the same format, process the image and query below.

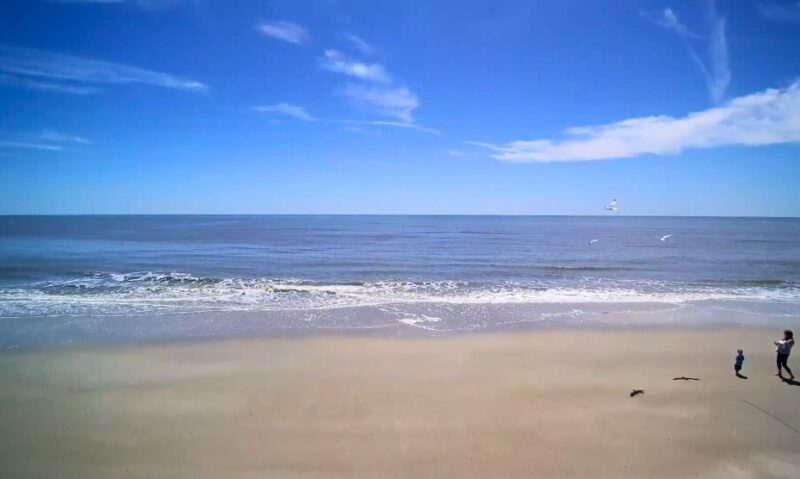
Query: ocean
1,215,798,346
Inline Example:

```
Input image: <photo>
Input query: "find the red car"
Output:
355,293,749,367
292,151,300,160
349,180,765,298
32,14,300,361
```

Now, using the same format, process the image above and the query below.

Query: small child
734,349,744,376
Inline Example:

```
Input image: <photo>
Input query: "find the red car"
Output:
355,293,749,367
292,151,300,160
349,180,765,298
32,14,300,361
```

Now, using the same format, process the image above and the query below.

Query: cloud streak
318,50,390,83
339,84,418,122
334,119,439,135
644,3,730,103
0,72,100,94
253,102,438,134
0,45,207,94
469,81,800,162
342,33,377,56
253,103,316,121
256,21,310,45
0,129,93,153
0,140,63,152
758,2,800,23
266,32,426,132
38,130,92,144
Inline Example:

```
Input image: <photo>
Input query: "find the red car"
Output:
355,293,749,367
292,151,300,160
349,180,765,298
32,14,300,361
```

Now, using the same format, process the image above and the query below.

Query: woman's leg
782,355,794,378
777,354,793,377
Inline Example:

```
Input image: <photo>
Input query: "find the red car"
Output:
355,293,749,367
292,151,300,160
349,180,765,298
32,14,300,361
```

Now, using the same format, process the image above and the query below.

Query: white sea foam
398,314,442,327
1,273,799,318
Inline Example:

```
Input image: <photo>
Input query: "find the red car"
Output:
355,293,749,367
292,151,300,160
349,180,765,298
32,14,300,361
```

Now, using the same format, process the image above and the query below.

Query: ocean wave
106,272,218,284
730,279,790,287
1,271,799,318
397,314,442,329
697,278,794,288
539,265,640,272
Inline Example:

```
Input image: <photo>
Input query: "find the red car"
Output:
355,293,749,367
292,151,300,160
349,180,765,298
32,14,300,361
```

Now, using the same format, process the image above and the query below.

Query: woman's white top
776,339,794,355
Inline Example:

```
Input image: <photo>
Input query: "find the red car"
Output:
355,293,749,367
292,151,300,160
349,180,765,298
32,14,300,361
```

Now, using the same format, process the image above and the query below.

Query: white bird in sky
660,234,672,242
589,239,599,245
604,199,618,212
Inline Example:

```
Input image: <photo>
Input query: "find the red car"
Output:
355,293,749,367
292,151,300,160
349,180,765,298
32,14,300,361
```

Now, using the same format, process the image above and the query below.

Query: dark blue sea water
1,216,799,346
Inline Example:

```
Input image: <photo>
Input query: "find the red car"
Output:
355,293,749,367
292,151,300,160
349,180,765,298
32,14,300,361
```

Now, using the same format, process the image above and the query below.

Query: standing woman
774,330,795,379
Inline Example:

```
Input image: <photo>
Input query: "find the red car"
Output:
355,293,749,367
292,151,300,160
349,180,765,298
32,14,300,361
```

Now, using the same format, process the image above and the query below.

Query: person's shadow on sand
736,372,748,380
780,377,800,386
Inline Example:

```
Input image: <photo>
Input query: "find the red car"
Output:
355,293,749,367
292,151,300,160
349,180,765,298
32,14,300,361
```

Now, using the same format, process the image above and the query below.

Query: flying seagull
589,239,599,245
660,235,672,242
630,389,644,397
673,376,700,381
604,199,618,212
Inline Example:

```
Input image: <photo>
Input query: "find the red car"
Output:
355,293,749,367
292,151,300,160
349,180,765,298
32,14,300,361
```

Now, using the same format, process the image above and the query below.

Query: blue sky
1,0,799,216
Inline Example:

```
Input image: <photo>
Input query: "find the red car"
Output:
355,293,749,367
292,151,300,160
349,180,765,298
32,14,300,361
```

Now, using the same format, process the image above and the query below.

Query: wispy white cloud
38,130,92,144
644,7,700,38
469,81,800,163
334,119,439,135
0,129,92,153
0,72,99,94
0,45,207,94
253,103,316,121
445,149,465,157
318,50,390,83
339,84,418,122
313,37,426,130
644,3,730,103
758,1,800,23
256,21,310,45
0,140,63,151
342,33,377,56
252,102,437,134
261,34,427,132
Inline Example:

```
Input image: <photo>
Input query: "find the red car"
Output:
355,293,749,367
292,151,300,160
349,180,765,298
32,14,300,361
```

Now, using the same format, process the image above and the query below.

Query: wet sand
1,327,798,478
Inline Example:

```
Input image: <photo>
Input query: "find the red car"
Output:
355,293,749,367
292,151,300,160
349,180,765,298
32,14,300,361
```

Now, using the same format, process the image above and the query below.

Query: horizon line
1,213,798,219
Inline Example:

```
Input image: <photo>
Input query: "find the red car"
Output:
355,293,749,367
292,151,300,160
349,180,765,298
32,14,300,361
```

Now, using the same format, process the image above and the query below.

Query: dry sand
0,328,798,478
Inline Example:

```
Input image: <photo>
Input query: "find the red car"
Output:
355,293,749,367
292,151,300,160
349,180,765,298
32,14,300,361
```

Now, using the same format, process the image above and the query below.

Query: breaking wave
1,271,798,318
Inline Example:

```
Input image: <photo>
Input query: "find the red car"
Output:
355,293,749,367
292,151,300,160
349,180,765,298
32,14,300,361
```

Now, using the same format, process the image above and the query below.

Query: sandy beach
0,327,798,478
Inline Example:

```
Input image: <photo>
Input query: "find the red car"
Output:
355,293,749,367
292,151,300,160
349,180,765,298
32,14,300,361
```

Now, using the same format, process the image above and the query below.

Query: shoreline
2,297,797,349
0,321,783,353
2,327,799,478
